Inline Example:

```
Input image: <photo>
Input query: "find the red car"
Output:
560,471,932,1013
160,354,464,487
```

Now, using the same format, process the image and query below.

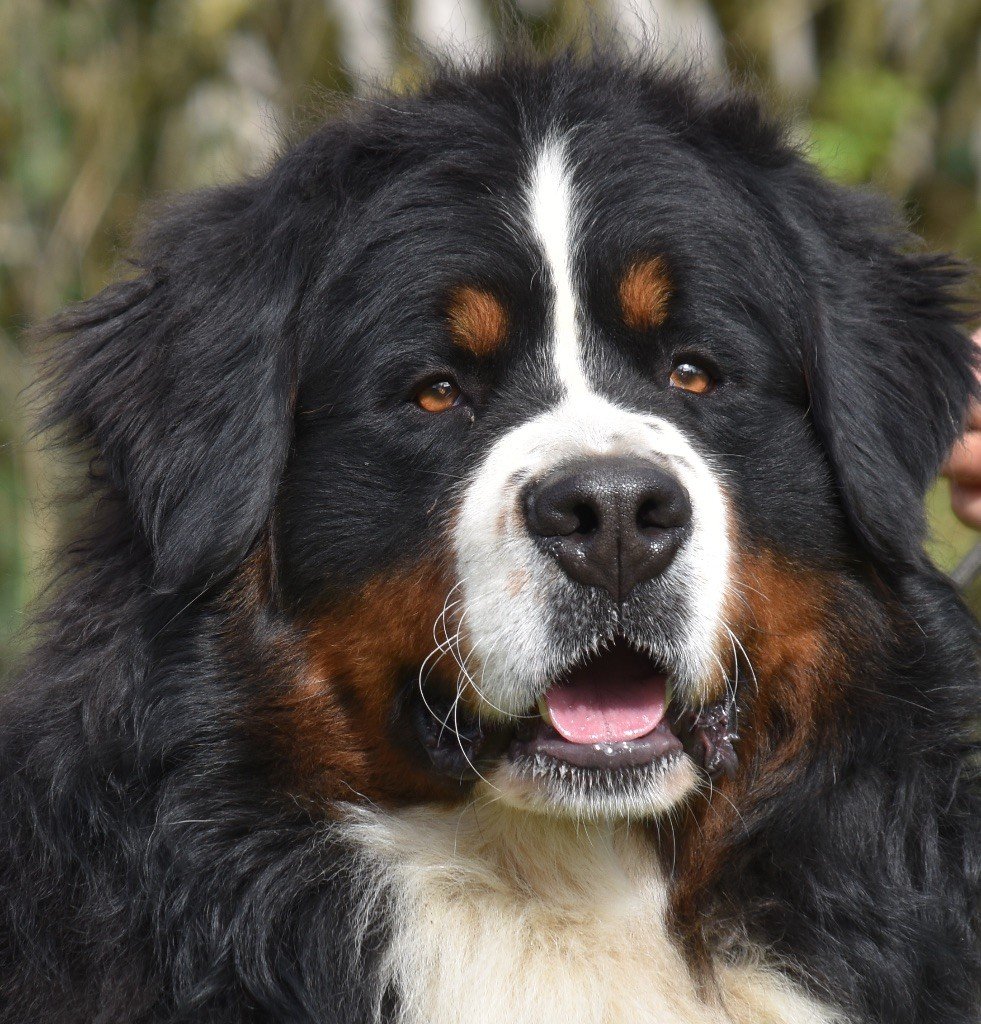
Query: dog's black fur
1,51,979,1024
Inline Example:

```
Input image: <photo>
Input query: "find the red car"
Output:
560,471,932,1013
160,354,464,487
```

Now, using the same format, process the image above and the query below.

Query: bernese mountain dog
1,49,979,1024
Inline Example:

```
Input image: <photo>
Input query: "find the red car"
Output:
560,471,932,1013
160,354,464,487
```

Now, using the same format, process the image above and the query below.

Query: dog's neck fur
338,798,847,1024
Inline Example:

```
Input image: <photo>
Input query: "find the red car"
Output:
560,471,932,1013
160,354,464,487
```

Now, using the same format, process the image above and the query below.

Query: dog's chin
412,638,728,821
487,743,700,820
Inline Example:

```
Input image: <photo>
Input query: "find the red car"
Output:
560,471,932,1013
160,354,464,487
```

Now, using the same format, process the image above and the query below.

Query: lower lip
509,719,683,770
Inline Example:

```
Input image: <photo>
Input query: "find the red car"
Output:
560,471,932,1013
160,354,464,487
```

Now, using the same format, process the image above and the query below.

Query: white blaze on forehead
525,139,590,397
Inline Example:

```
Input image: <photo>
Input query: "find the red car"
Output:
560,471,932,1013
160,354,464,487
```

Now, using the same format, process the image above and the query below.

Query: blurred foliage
1,0,980,671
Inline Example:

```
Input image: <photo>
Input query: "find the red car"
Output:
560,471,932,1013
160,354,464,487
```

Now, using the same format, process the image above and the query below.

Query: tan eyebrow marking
619,256,673,332
446,285,509,357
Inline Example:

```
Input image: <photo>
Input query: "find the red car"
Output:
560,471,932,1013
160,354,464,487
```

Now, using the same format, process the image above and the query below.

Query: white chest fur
337,802,847,1024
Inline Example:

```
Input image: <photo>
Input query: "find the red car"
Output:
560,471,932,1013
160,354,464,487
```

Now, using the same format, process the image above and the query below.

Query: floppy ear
803,184,977,572
41,173,312,592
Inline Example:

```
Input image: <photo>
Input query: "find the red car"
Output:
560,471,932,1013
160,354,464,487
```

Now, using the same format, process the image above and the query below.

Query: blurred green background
1,0,979,673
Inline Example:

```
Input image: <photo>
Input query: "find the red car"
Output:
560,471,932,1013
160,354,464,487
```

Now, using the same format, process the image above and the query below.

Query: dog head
45,55,976,820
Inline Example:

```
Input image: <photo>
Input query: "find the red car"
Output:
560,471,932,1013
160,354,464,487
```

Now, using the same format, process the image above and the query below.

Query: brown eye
669,362,713,395
415,379,462,414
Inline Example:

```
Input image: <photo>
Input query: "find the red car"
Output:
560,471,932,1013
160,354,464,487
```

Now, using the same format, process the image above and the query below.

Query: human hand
942,330,981,530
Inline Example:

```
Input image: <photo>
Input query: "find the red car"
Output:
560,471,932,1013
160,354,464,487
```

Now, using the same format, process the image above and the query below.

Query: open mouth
411,636,739,810
510,641,683,771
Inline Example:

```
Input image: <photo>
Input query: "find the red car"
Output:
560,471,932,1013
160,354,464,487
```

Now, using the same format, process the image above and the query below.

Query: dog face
50,57,975,821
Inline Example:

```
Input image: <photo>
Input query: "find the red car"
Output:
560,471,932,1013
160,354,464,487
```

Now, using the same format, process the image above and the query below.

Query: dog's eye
414,379,463,414
669,362,713,395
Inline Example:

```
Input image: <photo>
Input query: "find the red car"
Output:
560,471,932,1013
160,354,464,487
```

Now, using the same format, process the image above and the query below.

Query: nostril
636,499,663,532
571,502,599,535
524,489,593,539
636,486,692,532
524,475,604,540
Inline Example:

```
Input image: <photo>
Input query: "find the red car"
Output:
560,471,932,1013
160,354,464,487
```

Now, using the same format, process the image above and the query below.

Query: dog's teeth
537,695,553,726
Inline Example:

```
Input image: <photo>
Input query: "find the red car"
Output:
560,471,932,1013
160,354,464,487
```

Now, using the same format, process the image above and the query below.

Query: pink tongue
544,647,667,744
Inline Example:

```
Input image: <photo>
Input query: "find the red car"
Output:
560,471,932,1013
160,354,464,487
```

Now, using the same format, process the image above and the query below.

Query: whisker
723,621,759,696
452,690,502,794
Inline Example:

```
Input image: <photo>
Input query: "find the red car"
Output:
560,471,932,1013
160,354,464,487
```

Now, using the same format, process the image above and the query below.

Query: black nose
523,456,692,602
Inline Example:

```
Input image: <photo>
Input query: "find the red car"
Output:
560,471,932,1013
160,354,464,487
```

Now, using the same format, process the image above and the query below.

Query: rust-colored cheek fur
229,553,464,808
727,546,846,779
619,257,673,331
669,542,878,956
